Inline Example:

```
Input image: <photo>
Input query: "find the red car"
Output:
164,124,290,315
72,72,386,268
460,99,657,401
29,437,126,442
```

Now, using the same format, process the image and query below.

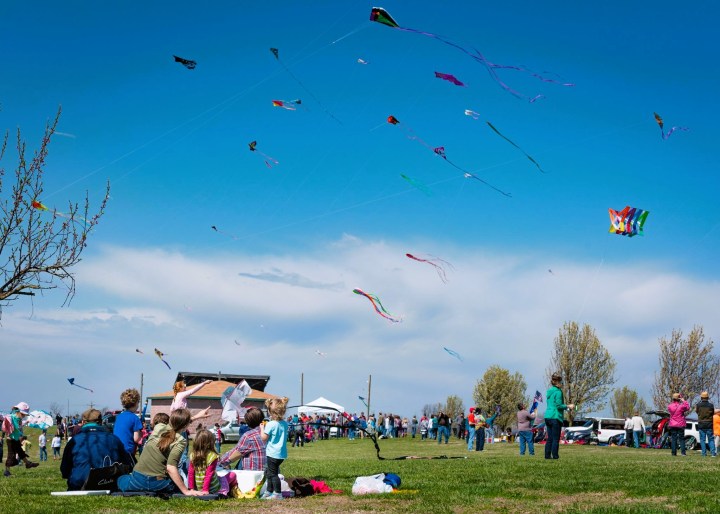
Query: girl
260,397,289,500
51,432,62,460
188,429,237,496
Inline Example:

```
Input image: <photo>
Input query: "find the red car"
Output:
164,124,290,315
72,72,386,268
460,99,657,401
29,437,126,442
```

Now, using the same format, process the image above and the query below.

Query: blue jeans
518,430,534,455
545,419,562,459
699,428,716,456
411,426,416,438
215,441,221,455
467,426,476,450
39,447,47,461
117,471,177,494
437,426,449,444
475,427,485,451
633,430,642,448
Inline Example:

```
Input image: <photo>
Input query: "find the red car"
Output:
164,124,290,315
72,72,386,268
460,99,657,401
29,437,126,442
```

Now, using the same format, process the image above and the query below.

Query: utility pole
367,374,372,416
139,373,144,410
300,373,304,406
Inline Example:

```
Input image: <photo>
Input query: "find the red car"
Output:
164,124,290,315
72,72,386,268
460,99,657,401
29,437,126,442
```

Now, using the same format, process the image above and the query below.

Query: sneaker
262,493,283,500
3,470,10,477
25,462,39,469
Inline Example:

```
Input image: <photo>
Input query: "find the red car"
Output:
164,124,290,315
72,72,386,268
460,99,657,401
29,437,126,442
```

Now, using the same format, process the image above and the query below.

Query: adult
113,388,143,460
544,373,574,460
455,412,465,440
117,408,205,496
714,408,720,452
516,403,536,456
474,408,486,452
437,411,450,444
695,391,716,457
466,407,476,450
631,411,646,448
667,392,690,456
410,415,418,438
624,416,633,448
4,402,39,476
60,409,132,491
38,430,48,462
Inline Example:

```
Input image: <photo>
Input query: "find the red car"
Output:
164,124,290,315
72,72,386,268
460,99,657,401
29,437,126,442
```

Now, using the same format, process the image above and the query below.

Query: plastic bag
352,473,393,495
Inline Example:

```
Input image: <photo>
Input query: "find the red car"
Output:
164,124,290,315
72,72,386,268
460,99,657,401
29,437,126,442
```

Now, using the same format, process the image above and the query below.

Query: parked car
564,418,625,444
220,420,251,443
645,410,699,450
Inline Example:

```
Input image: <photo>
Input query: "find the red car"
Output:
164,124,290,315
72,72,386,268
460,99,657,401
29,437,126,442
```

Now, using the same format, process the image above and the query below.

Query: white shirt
624,418,633,430
631,415,645,431
38,434,46,447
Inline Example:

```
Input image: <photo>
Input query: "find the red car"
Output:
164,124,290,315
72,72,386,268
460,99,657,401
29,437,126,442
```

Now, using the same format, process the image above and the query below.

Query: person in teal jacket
544,373,574,460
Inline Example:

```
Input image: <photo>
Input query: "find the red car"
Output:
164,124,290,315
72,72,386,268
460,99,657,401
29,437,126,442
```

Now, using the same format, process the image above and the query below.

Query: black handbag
82,456,131,492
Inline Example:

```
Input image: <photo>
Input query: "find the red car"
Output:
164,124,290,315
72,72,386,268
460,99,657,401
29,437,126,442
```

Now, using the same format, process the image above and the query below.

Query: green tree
0,108,109,316
443,395,464,419
652,326,720,408
472,365,527,431
546,321,616,416
610,386,649,419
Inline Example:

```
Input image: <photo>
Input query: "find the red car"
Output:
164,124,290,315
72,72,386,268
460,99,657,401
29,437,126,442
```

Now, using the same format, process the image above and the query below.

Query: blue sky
1,1,718,418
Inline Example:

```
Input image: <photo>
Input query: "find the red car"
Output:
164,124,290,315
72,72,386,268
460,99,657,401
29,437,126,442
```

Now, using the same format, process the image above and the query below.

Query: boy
113,388,143,460
219,407,266,471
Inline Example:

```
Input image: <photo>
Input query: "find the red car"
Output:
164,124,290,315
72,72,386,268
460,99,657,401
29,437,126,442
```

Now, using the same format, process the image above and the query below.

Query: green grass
4,429,720,513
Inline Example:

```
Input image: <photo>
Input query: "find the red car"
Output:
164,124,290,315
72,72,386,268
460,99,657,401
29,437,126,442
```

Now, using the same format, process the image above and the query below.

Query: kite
443,347,464,362
548,269,554,275
369,7,573,102
31,199,87,225
248,140,278,168
67,378,93,393
234,339,242,346
406,253,453,283
154,348,171,370
26,410,54,430
529,390,543,415
272,99,301,110
608,206,649,237
135,348,144,354
357,58,369,65
464,109,480,119
173,55,196,70
315,350,327,357
653,112,689,140
435,72,464,86
211,225,239,240
486,121,546,173
269,47,341,124
388,116,511,197
352,288,402,323
400,174,432,196
221,380,252,422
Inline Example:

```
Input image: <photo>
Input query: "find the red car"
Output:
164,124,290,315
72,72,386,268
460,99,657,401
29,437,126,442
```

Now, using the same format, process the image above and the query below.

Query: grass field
3,429,720,513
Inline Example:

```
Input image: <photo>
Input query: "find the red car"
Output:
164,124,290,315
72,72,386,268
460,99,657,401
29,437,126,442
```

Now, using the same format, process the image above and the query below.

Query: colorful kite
464,109,480,119
173,55,196,70
31,199,87,224
154,348,171,370
248,140,278,168
653,112,689,140
406,253,453,283
400,174,432,196
388,116,511,197
608,206,649,237
269,47,341,124
443,347,464,362
369,7,573,102
435,72,464,86
352,288,402,323
529,390,543,414
272,99,301,110
67,378,93,393
486,121,546,173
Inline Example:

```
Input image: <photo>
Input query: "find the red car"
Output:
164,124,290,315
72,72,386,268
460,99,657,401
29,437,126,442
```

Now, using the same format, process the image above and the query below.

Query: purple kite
388,115,511,197
67,378,93,393
352,288,402,323
654,112,689,140
435,72,465,86
370,7,573,102
406,253,453,283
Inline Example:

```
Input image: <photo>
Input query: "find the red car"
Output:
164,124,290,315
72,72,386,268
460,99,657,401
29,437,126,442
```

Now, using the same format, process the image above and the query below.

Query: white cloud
1,236,718,419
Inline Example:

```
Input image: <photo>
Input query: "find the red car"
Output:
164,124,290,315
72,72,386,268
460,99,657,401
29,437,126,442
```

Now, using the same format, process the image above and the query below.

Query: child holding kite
260,397,289,500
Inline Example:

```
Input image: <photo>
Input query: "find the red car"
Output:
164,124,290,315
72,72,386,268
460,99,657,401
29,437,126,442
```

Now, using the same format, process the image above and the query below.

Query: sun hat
671,393,680,400
14,402,30,415
701,391,709,399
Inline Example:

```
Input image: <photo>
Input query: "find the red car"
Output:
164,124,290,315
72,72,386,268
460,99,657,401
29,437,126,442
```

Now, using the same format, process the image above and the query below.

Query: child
38,430,47,461
260,397,289,500
188,429,237,496
20,436,32,457
214,423,222,455
219,407,266,471
51,432,62,460
113,388,143,460
4,403,39,476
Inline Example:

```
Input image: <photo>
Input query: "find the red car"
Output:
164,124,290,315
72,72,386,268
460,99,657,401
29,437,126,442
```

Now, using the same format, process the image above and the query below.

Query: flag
529,390,543,415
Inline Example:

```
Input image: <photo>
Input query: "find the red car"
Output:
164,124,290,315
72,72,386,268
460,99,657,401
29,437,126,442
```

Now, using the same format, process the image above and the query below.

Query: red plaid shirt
221,427,265,471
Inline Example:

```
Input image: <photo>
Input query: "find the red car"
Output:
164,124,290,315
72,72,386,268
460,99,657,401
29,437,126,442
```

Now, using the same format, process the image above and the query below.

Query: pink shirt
668,400,690,428
170,382,208,411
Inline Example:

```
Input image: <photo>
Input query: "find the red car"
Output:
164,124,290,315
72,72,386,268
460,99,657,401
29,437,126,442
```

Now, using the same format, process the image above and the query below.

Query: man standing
624,416,633,448
516,403,536,456
696,391,716,457
455,412,465,440
437,411,450,444
630,412,646,448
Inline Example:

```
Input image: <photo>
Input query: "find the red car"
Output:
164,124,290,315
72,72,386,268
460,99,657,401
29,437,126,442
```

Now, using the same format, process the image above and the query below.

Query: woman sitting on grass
117,408,205,496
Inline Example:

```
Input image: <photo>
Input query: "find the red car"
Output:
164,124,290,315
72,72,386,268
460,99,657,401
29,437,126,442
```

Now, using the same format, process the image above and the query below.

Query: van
564,417,626,443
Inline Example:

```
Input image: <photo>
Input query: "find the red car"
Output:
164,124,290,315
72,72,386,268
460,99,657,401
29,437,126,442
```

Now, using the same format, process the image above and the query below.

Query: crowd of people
4,371,720,496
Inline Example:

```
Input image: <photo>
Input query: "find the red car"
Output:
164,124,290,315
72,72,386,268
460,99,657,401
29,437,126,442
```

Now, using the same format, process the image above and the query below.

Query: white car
564,417,626,444
220,421,243,443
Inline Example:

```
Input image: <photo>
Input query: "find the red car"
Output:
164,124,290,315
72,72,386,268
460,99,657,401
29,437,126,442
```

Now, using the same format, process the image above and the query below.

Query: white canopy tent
297,396,344,416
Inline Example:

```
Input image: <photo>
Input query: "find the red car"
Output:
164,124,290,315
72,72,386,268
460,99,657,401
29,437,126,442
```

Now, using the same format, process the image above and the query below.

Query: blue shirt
264,420,288,459
113,410,142,455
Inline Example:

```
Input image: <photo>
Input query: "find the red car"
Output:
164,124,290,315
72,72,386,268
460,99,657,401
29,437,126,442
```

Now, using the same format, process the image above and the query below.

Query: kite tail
486,122,546,173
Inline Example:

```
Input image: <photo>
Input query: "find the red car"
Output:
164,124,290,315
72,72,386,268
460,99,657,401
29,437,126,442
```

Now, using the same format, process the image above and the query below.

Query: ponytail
158,408,191,453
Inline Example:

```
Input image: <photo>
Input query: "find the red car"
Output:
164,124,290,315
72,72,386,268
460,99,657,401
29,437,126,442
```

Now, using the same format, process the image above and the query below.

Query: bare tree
421,402,443,417
651,326,720,408
472,365,527,430
443,395,464,419
610,386,649,419
0,108,109,316
48,401,63,419
546,321,616,416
